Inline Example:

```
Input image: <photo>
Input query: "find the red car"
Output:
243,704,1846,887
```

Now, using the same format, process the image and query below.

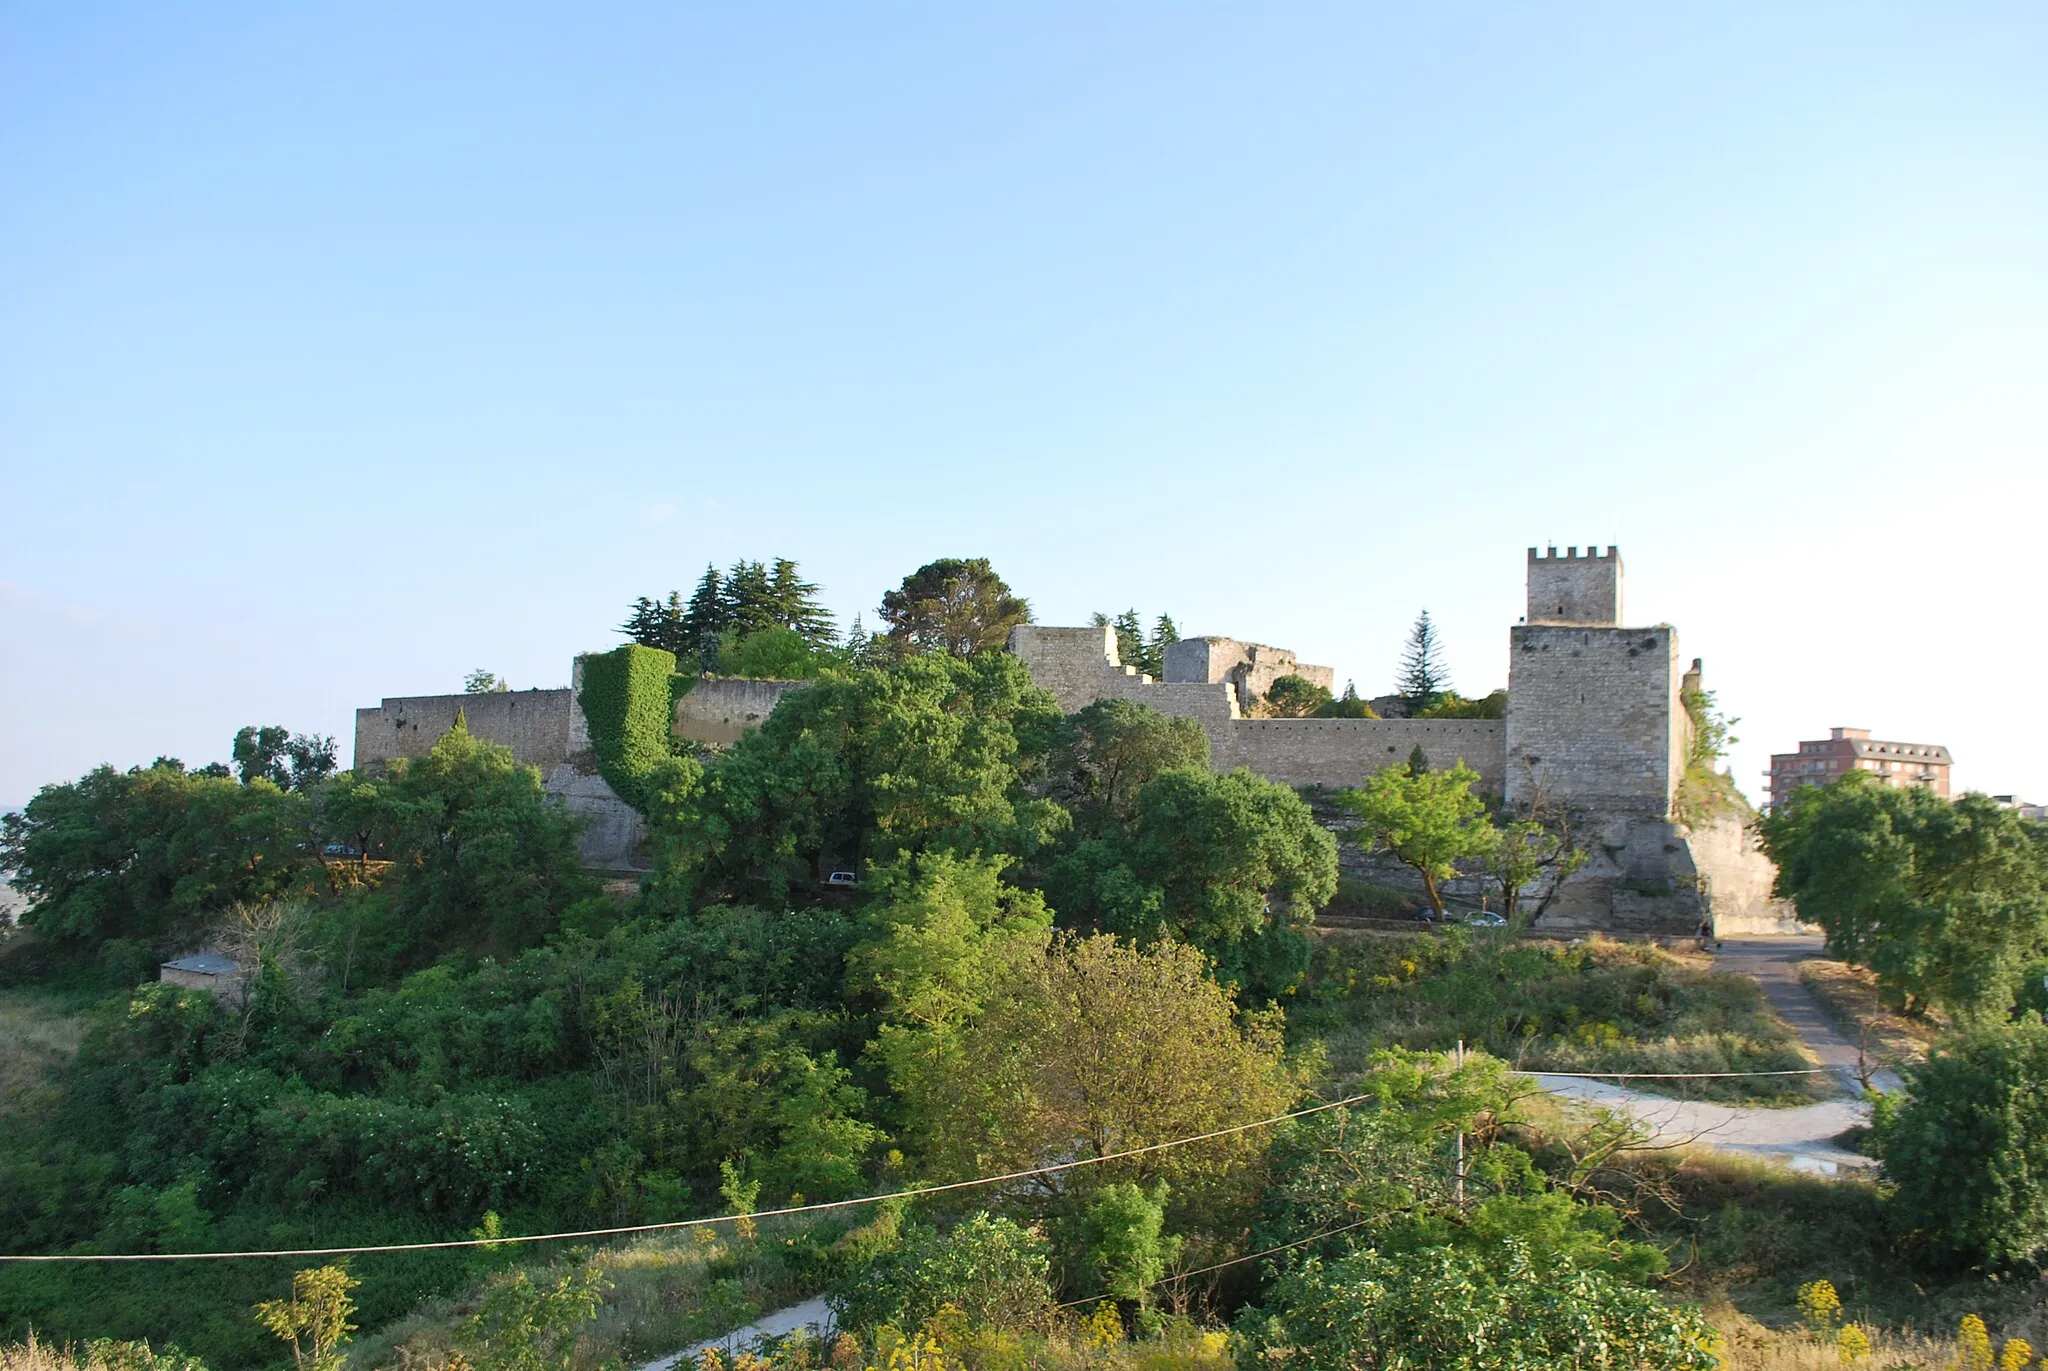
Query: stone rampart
1504,625,1680,819
352,688,575,772
1009,626,1239,724
1218,719,1506,793
675,678,812,747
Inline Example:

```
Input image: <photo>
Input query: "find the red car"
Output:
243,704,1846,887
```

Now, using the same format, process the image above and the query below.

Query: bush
1234,1239,1717,1370
1878,1016,2048,1270
829,1213,1053,1334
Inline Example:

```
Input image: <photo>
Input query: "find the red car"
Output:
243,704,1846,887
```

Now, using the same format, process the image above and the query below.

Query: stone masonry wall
1009,626,1240,724
1218,719,1505,793
352,688,575,772
674,678,812,747
1504,625,1680,820
1526,546,1622,625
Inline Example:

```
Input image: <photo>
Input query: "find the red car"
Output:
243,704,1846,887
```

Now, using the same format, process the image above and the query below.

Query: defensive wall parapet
1217,718,1505,793
352,689,575,773
1008,625,1239,724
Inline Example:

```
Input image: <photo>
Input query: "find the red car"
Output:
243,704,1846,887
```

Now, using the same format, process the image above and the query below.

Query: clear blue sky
4,3,2045,812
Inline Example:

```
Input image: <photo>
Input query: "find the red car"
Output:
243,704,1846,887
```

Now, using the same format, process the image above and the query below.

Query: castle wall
352,688,575,772
1010,626,1240,723
1504,625,1680,820
1163,637,1334,706
673,678,812,747
1217,719,1505,793
1526,546,1622,625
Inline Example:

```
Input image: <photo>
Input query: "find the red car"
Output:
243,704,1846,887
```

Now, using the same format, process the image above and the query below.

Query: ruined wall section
1504,625,1680,820
1163,637,1335,706
1219,719,1505,792
352,689,575,772
1009,626,1239,725
674,678,812,747
1526,545,1622,625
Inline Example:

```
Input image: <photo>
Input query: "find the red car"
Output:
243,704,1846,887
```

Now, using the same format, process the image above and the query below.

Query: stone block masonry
1504,625,1683,820
1526,545,1622,626
353,688,576,772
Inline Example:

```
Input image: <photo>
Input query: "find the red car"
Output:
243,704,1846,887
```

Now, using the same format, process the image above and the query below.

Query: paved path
637,1296,833,1371
1532,934,1900,1173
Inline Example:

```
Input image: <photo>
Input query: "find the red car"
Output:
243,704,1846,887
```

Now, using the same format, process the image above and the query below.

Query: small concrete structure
160,953,248,1004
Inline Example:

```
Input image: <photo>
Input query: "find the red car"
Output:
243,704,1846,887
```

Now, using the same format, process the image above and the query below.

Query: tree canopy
1339,761,1496,917
878,558,1031,658
1760,775,2048,1018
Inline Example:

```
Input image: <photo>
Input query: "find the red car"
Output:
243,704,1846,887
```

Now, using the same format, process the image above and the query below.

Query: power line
0,1091,1379,1265
1055,1217,1380,1310
0,1060,1843,1266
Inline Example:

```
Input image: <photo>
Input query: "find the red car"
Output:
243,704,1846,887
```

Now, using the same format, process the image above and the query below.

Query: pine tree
719,560,778,639
679,566,726,671
1113,609,1146,672
1146,614,1179,678
620,591,688,654
1397,610,1451,714
767,558,836,646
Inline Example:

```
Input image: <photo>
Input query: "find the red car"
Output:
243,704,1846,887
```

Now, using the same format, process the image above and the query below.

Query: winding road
1534,935,1891,1173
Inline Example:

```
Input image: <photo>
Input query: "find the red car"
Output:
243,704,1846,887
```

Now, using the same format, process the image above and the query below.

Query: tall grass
1293,930,1822,1103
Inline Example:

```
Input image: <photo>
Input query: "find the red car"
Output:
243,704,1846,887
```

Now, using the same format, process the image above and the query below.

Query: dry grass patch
1795,960,1945,1068
0,990,87,1119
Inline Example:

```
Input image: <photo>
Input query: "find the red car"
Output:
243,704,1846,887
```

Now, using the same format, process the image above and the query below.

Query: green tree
1314,682,1379,719
463,669,512,694
1760,777,2048,1018
1080,1181,1181,1310
621,590,690,656
1339,762,1496,917
849,852,1053,1143
1488,813,1587,922
2,761,317,946
231,726,337,790
1147,614,1180,678
1396,610,1451,715
907,934,1295,1202
350,717,596,954
679,565,727,669
1417,689,1507,720
767,557,837,646
253,1265,358,1371
879,558,1031,658
1087,768,1336,999
1263,675,1334,718
1875,1016,2048,1271
652,651,1065,907
1111,609,1146,672
462,1261,609,1371
1045,698,1211,831
1236,1240,1717,1371
829,1213,1053,1335
718,625,824,678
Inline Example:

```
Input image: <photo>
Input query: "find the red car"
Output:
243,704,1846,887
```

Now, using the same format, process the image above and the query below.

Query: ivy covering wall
577,644,686,813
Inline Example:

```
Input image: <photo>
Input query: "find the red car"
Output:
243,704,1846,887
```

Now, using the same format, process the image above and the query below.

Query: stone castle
353,546,1790,934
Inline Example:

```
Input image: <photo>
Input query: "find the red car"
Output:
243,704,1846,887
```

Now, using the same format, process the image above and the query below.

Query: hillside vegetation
2,620,2043,1370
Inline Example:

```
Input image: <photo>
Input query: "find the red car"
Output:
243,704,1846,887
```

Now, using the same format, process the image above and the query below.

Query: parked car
1464,911,1507,928
1415,906,1455,924
825,871,858,888
322,843,362,858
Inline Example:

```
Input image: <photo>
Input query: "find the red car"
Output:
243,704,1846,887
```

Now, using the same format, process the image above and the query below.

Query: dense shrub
829,1213,1053,1334
1878,1016,2048,1270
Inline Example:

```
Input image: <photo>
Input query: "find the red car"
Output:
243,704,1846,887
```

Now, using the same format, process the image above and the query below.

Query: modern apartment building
1765,727,1952,811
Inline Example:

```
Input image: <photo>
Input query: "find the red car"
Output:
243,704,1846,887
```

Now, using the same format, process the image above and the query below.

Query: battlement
1527,544,1623,626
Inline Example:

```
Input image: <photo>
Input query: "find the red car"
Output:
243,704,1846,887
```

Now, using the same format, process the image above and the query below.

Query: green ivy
578,645,683,814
